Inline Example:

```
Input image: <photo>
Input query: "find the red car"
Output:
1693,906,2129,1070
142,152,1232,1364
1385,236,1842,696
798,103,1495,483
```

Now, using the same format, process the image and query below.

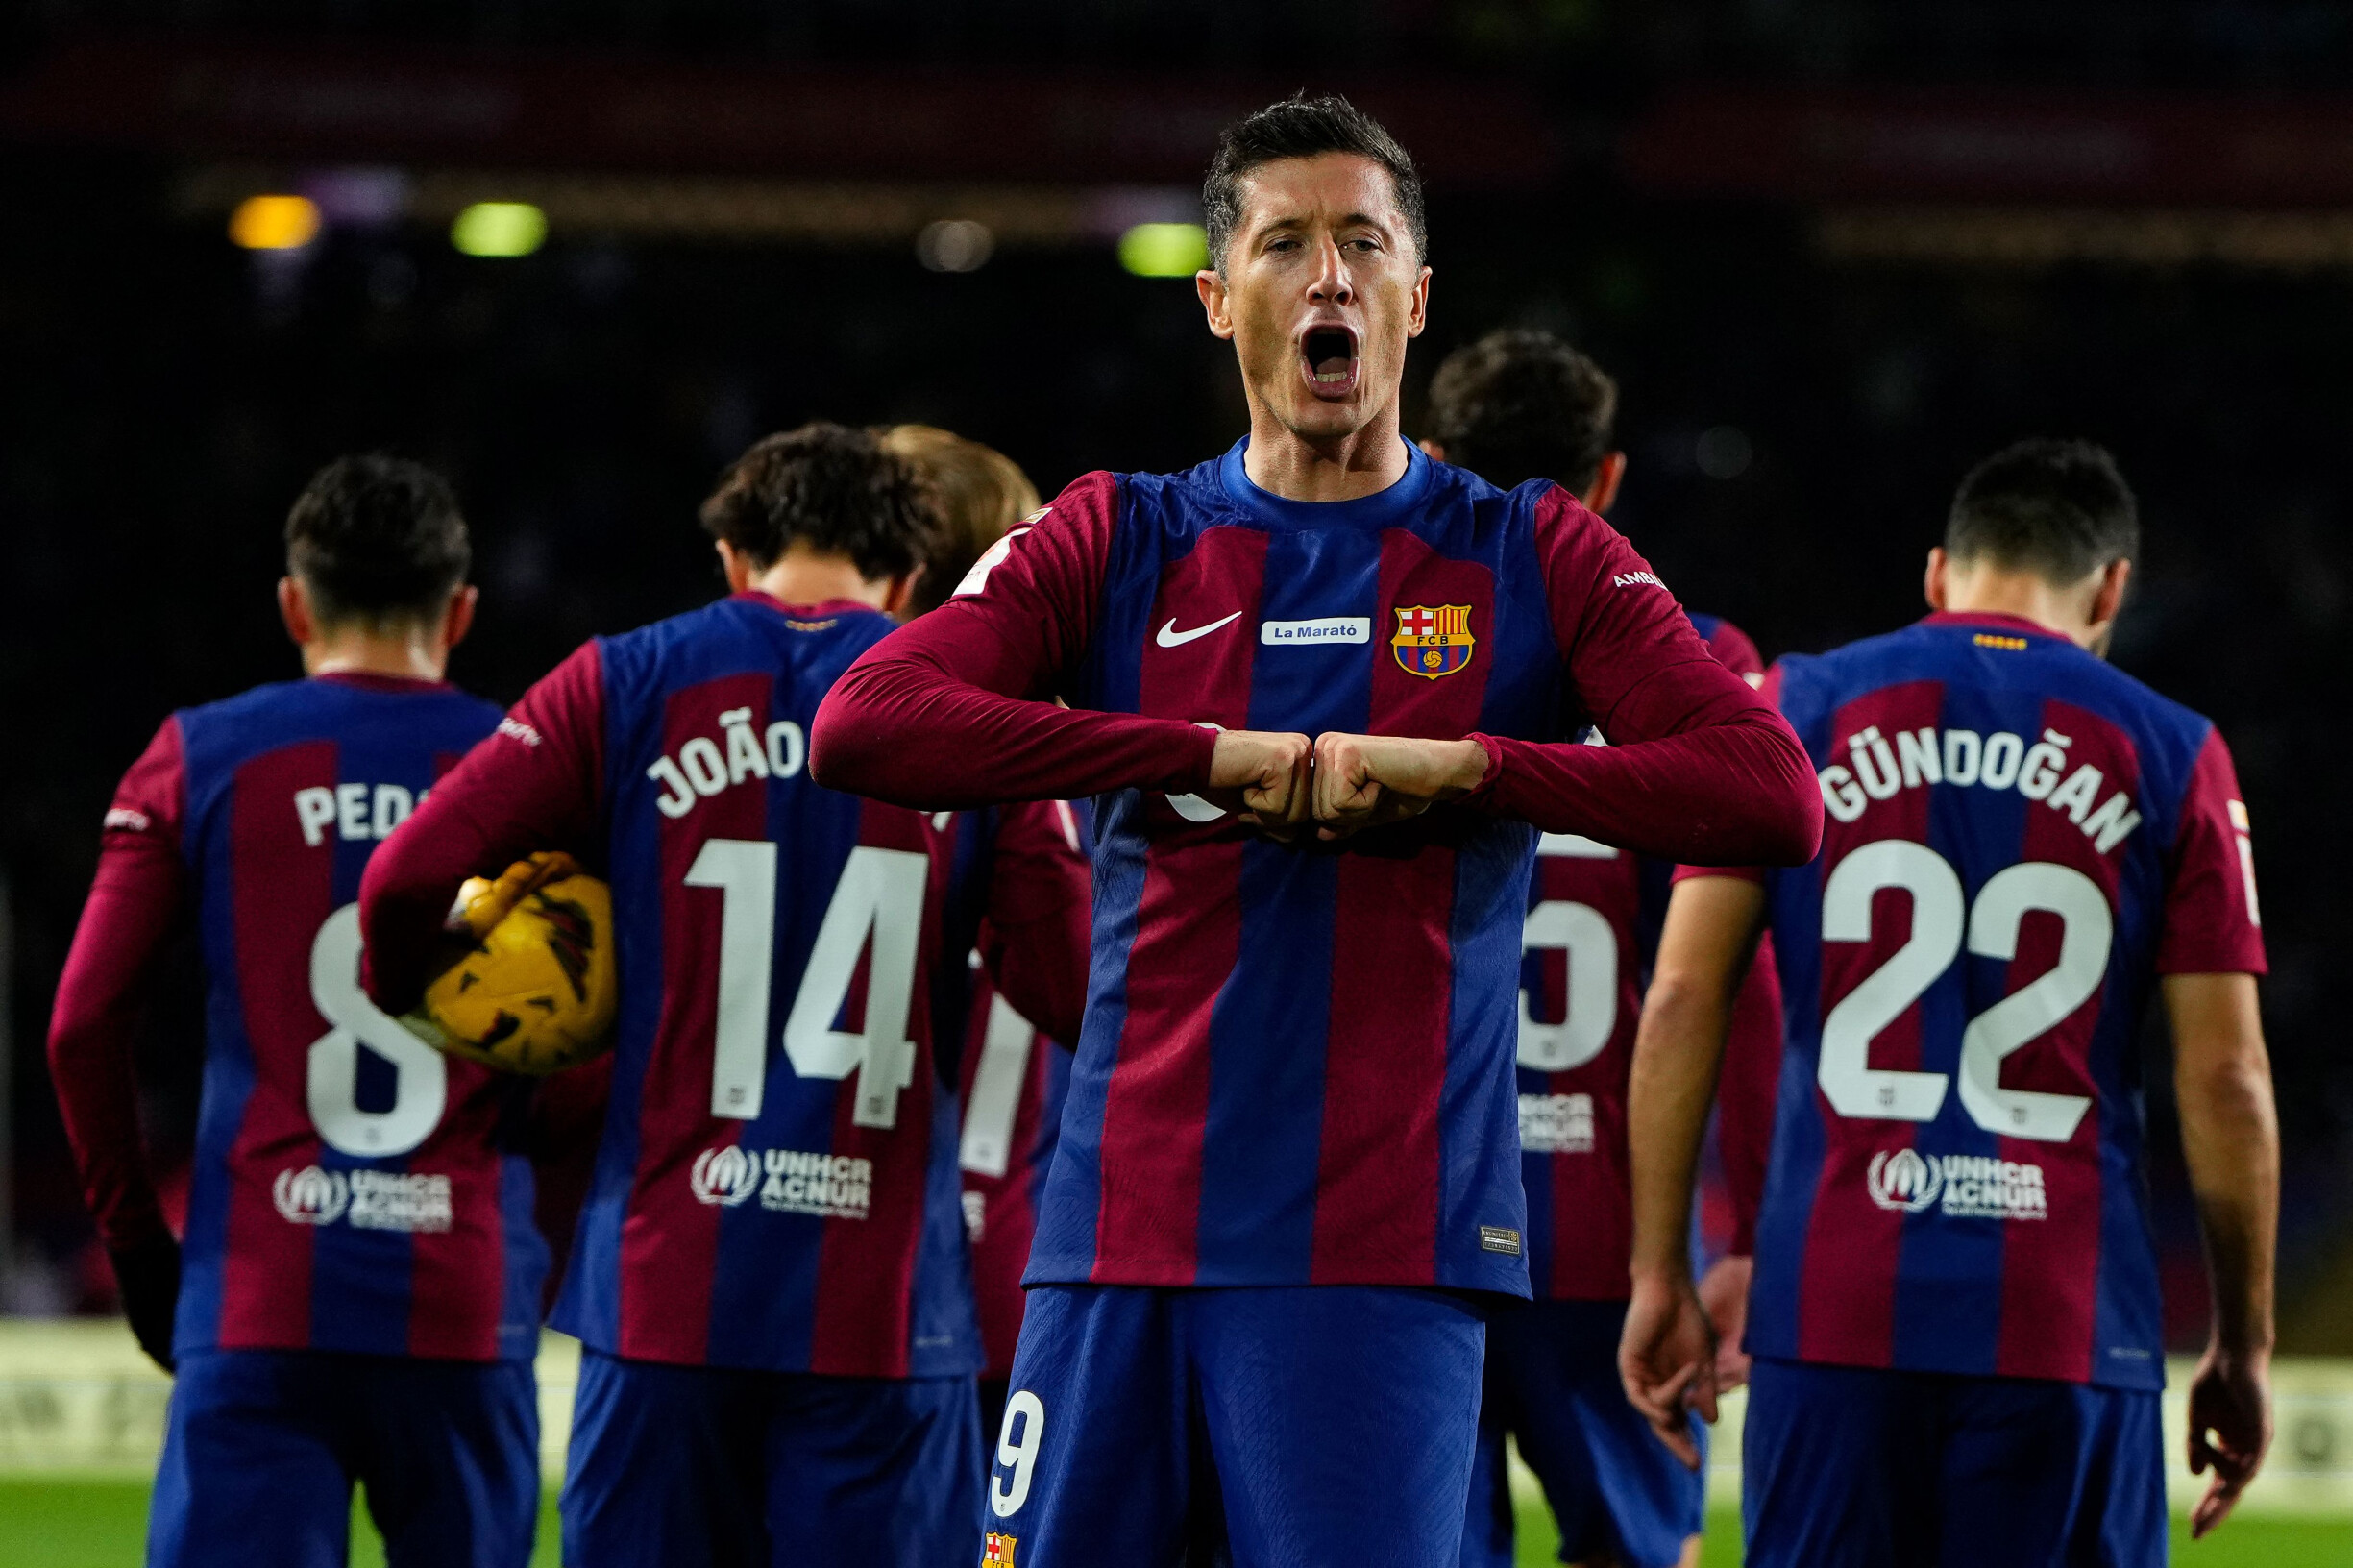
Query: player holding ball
812,94,1822,1565
360,423,1090,1567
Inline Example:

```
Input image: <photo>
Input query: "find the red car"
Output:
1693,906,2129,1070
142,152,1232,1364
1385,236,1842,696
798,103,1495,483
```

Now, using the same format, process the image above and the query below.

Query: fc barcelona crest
1392,604,1475,679
984,1532,1018,1566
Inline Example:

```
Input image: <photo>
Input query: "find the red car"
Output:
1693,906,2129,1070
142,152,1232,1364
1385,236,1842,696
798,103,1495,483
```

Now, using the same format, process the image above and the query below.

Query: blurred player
877,424,1083,1442
883,422,1042,620
1421,331,1780,1568
358,423,1090,1567
1621,441,2278,1565
811,95,1820,1564
46,457,547,1568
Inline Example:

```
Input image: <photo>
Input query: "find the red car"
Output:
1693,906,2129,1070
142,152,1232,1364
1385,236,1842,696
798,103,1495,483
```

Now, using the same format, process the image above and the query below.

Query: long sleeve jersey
810,441,1820,1293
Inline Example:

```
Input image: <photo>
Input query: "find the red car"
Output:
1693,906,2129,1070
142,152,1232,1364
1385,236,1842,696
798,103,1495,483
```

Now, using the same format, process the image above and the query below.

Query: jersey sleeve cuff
1671,862,1767,886
1455,733,1507,807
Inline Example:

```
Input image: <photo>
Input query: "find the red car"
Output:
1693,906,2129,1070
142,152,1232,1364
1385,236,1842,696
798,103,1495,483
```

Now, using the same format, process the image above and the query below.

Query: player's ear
1405,264,1432,338
882,566,925,624
278,576,314,648
1581,453,1628,515
1923,548,1950,612
1196,267,1236,340
441,585,479,653
2089,557,2131,633
715,539,755,594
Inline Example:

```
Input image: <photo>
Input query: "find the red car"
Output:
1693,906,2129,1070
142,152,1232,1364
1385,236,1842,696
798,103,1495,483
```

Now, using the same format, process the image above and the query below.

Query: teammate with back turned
809,95,1822,1565
1620,440,2278,1567
46,457,548,1568
358,425,1091,1566
875,423,1092,1446
1420,330,1783,1568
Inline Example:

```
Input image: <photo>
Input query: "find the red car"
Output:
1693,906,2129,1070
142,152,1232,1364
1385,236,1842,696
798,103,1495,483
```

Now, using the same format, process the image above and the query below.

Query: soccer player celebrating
1620,441,2278,1566
47,457,547,1567
359,424,1090,1566
810,96,1821,1563
1421,330,1780,1568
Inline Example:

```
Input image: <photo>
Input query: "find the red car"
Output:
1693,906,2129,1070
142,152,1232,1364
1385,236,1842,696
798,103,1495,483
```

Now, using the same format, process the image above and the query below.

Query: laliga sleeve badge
983,1532,1018,1565
1392,605,1475,678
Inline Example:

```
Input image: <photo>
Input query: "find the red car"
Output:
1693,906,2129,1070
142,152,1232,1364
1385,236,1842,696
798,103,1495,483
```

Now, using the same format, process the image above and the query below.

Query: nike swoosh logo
1156,612,1242,648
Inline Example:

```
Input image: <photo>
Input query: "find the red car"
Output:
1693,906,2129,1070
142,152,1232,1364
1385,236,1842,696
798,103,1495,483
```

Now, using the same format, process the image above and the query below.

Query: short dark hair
1425,330,1619,493
699,422,941,581
284,454,470,626
1947,439,2139,584
1203,93,1426,273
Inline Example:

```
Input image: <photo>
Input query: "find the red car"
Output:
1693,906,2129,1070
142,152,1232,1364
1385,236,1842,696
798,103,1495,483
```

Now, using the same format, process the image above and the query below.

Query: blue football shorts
561,1347,981,1568
1742,1356,2166,1568
148,1347,538,1568
981,1283,1488,1568
1459,1298,1704,1568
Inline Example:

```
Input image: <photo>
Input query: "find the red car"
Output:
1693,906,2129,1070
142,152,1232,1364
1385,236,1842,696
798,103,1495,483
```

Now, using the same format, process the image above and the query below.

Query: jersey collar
1216,435,1434,530
308,671,455,693
1922,610,2073,644
730,590,879,621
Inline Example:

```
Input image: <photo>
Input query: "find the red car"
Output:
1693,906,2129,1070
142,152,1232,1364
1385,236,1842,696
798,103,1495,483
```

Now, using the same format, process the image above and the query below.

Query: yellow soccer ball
412,852,617,1075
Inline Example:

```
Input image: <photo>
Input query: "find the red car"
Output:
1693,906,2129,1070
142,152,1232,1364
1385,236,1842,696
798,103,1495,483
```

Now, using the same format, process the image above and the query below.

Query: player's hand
1206,730,1313,839
1310,734,1488,841
108,1232,182,1376
449,850,586,940
1619,1266,1718,1469
2187,1342,2271,1537
1697,1254,1753,1392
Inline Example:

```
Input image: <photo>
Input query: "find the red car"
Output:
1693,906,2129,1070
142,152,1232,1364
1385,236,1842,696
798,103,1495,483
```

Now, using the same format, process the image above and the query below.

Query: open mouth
1300,325,1360,399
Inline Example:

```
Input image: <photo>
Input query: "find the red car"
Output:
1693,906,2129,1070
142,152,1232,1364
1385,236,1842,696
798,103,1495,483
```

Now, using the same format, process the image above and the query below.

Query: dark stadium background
2,2,2350,1360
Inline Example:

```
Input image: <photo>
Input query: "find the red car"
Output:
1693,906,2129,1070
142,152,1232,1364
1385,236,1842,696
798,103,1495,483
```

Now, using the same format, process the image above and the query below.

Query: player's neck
1937,575,2101,649
1240,405,1411,503
301,625,447,683
744,551,894,614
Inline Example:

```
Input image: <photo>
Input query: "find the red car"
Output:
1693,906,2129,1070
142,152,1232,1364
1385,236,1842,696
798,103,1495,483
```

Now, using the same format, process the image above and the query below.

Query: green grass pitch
0,1480,2346,1565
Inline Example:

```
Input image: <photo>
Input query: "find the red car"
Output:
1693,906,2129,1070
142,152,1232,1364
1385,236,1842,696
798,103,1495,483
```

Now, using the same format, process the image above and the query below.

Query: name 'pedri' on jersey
1742,611,2264,1389
121,676,546,1360
537,596,978,1377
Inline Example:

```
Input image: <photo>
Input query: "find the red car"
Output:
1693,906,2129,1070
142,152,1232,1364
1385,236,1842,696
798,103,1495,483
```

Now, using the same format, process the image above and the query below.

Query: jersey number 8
1821,840,2110,1143
306,903,449,1159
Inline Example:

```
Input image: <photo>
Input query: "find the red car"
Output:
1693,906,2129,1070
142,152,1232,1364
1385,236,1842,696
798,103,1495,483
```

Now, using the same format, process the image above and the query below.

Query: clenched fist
1311,733,1489,840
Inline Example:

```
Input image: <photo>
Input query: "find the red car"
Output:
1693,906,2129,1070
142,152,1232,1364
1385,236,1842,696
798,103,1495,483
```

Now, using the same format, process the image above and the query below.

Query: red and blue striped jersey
1737,611,2264,1388
1517,613,1780,1299
824,441,1806,1296
955,800,1088,1379
65,675,547,1361
360,593,1089,1376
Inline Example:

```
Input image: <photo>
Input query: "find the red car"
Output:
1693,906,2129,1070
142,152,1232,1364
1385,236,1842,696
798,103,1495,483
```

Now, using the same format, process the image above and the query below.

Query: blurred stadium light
451,201,548,258
226,193,320,251
916,219,994,273
1118,222,1211,277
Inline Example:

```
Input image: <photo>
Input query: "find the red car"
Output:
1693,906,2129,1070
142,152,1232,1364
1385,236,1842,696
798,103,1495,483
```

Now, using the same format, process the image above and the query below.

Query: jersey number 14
685,839,928,1130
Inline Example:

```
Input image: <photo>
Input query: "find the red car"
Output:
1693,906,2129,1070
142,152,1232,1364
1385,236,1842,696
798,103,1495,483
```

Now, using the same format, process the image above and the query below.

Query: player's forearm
46,840,180,1249
1467,711,1821,865
2169,977,2280,1358
1718,941,1784,1256
1627,971,1734,1281
361,761,587,1013
812,633,1217,808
